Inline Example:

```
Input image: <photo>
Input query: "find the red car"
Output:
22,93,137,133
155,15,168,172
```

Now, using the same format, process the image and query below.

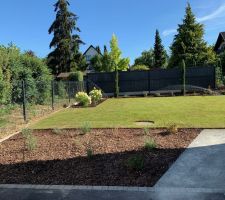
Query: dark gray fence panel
149,68,182,91
87,66,215,94
186,66,215,89
119,71,149,92
87,72,115,93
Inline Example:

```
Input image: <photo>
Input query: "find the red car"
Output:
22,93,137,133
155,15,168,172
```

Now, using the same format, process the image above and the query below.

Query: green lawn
31,96,225,129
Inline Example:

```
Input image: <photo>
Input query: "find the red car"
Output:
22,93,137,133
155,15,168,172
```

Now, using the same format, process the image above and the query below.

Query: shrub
86,148,93,159
22,129,37,151
126,155,144,171
89,88,102,104
144,138,157,150
143,127,149,135
52,128,62,135
80,122,91,135
130,65,149,71
68,71,83,82
167,124,179,134
75,92,91,107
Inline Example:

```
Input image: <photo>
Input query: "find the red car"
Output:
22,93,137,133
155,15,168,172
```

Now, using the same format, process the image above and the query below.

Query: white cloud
197,4,225,22
163,4,225,37
162,29,177,37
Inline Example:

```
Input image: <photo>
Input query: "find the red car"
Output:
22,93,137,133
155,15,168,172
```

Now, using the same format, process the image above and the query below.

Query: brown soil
0,128,201,186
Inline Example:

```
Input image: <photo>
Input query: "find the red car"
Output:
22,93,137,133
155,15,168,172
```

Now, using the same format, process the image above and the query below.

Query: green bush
167,124,179,134
80,122,91,135
86,148,93,159
126,155,144,171
89,88,102,104
75,92,91,107
144,138,157,150
68,71,83,82
130,65,149,71
22,129,37,151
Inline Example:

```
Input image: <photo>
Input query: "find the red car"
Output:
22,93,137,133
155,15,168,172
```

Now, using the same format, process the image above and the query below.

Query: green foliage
57,81,67,98
86,148,93,159
89,88,102,104
154,30,167,68
143,127,149,135
22,129,37,151
47,0,84,75
75,92,91,107
130,65,149,71
144,138,157,150
91,55,103,72
110,34,130,71
0,45,51,105
80,122,91,135
169,3,214,67
126,155,144,171
182,59,186,95
134,49,154,68
68,71,83,81
167,124,179,134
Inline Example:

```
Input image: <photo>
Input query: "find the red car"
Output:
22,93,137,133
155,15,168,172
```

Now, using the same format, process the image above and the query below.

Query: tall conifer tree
48,0,83,75
153,29,166,68
169,3,208,67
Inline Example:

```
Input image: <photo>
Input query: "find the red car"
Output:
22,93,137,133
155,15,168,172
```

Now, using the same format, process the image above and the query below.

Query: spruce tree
104,45,108,54
48,0,83,75
169,3,208,67
153,29,166,68
96,46,101,54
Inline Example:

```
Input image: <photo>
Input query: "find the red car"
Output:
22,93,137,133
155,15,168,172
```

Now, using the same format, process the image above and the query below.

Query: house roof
83,45,103,56
214,32,225,52
57,72,72,78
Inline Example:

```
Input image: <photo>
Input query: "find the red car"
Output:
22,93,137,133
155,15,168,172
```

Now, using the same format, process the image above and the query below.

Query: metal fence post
51,80,55,110
22,80,27,122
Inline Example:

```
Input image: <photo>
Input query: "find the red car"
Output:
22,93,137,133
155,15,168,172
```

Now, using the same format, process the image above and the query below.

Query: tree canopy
169,3,211,67
153,30,167,68
134,49,154,68
47,0,84,75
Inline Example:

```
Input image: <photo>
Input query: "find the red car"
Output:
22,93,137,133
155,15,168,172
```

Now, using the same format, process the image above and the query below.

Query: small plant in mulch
86,147,93,159
80,122,91,135
52,128,63,135
22,129,38,152
167,124,179,135
144,138,157,150
126,155,144,171
143,127,149,136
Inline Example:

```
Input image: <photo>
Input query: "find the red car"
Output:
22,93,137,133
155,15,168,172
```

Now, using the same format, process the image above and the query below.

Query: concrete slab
155,129,225,189
1,187,225,200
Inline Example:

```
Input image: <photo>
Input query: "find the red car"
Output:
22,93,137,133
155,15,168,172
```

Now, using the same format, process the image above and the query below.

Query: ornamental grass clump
144,138,157,150
167,124,179,135
89,88,102,105
75,92,91,107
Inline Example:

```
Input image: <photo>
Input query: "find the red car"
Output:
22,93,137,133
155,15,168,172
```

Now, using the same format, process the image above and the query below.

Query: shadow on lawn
0,147,185,187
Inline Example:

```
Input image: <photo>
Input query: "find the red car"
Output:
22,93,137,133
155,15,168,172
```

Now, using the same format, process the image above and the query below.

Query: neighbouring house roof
214,32,225,52
57,72,72,78
83,45,103,56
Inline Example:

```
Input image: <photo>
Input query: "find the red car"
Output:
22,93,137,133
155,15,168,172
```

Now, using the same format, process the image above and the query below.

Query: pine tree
153,29,166,68
96,46,101,54
104,45,108,54
47,0,83,75
169,3,208,67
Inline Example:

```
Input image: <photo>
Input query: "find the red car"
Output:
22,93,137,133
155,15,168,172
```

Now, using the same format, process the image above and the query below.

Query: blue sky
1,0,225,64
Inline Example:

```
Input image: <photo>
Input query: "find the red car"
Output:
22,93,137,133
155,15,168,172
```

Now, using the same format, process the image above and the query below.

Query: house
214,32,225,53
83,45,102,73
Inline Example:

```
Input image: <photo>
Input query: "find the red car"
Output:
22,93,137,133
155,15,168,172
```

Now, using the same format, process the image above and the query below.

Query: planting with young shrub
126,155,144,171
75,92,91,107
22,129,38,151
89,87,102,104
144,138,157,150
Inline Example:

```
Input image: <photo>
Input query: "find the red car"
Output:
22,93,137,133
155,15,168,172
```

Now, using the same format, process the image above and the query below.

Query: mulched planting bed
0,128,201,186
